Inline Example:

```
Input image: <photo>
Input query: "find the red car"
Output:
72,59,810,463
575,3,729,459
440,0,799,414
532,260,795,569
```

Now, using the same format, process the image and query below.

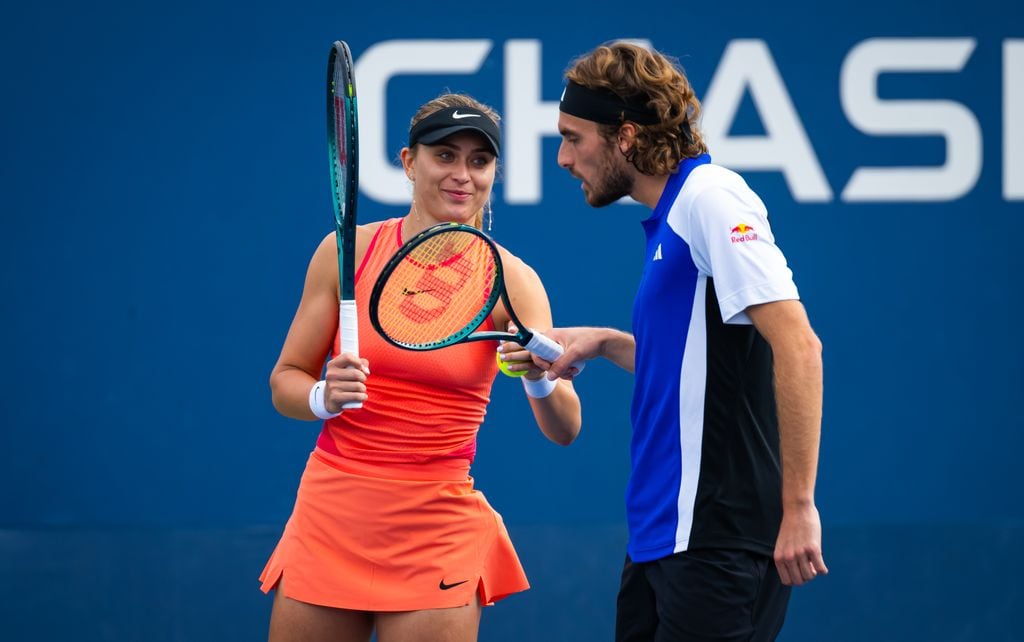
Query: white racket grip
523,331,586,375
339,299,362,409
339,299,359,355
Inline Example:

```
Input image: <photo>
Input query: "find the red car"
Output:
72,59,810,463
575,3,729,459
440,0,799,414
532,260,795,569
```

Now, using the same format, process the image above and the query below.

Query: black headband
558,80,694,144
408,106,501,155
558,80,659,125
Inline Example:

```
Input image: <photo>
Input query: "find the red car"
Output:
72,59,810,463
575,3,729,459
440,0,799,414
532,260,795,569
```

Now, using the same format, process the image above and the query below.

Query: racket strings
377,231,498,346
334,97,348,166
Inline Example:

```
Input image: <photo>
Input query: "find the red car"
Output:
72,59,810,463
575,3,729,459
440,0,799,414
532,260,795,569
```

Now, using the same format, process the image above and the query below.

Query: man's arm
747,299,828,586
538,327,636,378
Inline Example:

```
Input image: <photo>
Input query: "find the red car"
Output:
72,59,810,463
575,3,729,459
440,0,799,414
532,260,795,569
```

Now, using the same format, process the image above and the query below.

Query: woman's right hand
323,353,371,412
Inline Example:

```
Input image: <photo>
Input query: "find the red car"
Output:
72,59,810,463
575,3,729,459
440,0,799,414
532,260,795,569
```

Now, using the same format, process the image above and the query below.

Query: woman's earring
486,200,493,232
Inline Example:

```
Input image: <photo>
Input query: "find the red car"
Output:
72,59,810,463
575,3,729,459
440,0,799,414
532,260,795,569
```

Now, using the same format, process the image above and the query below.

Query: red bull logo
730,223,759,244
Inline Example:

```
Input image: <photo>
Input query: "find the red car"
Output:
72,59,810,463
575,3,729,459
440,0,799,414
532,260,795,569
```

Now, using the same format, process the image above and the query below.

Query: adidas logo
653,243,663,261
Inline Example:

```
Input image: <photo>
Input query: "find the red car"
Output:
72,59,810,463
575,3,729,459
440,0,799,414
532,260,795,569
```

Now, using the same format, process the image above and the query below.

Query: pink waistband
312,447,472,482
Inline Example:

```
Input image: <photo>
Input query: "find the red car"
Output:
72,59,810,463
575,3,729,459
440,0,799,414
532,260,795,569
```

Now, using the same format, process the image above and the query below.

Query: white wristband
522,375,558,399
309,380,342,420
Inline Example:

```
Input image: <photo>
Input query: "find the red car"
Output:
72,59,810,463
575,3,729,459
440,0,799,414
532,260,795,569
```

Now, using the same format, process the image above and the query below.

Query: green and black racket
369,223,582,372
327,41,362,408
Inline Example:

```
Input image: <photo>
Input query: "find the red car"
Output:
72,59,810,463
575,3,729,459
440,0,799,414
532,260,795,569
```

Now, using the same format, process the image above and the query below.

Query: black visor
408,106,501,155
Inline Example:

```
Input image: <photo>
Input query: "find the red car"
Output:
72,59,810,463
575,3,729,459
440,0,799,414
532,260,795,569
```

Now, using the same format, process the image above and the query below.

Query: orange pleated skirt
259,448,529,611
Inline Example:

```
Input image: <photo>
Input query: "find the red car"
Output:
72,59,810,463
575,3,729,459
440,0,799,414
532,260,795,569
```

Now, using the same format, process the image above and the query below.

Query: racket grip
339,299,362,410
523,331,586,374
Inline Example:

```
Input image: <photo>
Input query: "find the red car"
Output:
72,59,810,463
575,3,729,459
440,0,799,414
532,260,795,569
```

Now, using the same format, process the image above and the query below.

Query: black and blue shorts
615,548,791,642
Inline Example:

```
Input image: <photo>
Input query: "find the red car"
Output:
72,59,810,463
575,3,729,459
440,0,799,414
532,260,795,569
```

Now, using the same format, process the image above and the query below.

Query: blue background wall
2,0,1021,640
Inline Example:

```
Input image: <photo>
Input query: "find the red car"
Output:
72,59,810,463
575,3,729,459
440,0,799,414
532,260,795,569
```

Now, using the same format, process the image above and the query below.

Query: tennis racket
327,41,362,409
369,223,583,372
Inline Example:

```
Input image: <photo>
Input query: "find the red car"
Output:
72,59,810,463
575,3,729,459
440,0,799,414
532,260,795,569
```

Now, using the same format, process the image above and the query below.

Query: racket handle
339,299,362,409
523,331,586,374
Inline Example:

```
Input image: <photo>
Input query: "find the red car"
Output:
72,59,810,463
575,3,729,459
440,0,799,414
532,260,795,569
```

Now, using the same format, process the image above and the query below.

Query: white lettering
350,37,1009,206
701,39,833,202
1005,40,1024,200
840,38,980,202
504,40,558,204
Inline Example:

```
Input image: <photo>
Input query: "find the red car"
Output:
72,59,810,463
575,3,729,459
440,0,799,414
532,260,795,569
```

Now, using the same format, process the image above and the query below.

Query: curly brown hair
565,43,707,175
407,93,500,230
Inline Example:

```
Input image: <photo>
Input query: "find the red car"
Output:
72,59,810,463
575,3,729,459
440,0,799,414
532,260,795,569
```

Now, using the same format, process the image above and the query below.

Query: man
542,42,827,641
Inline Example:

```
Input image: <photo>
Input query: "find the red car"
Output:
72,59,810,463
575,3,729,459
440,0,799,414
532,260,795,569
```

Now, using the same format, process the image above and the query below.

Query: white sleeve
683,180,799,325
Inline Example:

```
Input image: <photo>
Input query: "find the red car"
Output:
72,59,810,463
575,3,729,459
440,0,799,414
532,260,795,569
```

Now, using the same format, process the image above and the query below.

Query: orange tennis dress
260,218,528,611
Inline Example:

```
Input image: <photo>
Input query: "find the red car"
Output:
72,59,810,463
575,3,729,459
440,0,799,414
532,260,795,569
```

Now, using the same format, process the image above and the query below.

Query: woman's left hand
497,323,546,379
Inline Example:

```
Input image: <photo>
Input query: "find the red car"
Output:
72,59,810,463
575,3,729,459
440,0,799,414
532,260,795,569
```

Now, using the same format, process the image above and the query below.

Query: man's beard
587,149,634,208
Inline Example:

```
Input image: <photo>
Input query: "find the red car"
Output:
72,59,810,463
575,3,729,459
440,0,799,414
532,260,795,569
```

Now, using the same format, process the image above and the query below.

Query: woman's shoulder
358,218,390,235
356,217,403,261
494,242,541,288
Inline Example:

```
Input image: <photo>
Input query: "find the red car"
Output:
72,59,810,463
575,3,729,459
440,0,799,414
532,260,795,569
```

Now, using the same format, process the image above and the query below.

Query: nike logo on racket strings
451,111,481,119
439,579,470,590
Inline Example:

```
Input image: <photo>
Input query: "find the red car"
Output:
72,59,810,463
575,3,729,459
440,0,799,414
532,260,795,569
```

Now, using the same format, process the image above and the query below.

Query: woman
261,93,582,642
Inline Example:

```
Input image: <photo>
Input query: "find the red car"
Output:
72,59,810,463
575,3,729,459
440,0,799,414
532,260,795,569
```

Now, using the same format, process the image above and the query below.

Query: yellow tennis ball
496,351,528,377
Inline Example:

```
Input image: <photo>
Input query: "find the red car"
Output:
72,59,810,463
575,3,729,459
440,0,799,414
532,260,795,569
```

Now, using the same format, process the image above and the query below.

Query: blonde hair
566,43,707,175
409,93,500,229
